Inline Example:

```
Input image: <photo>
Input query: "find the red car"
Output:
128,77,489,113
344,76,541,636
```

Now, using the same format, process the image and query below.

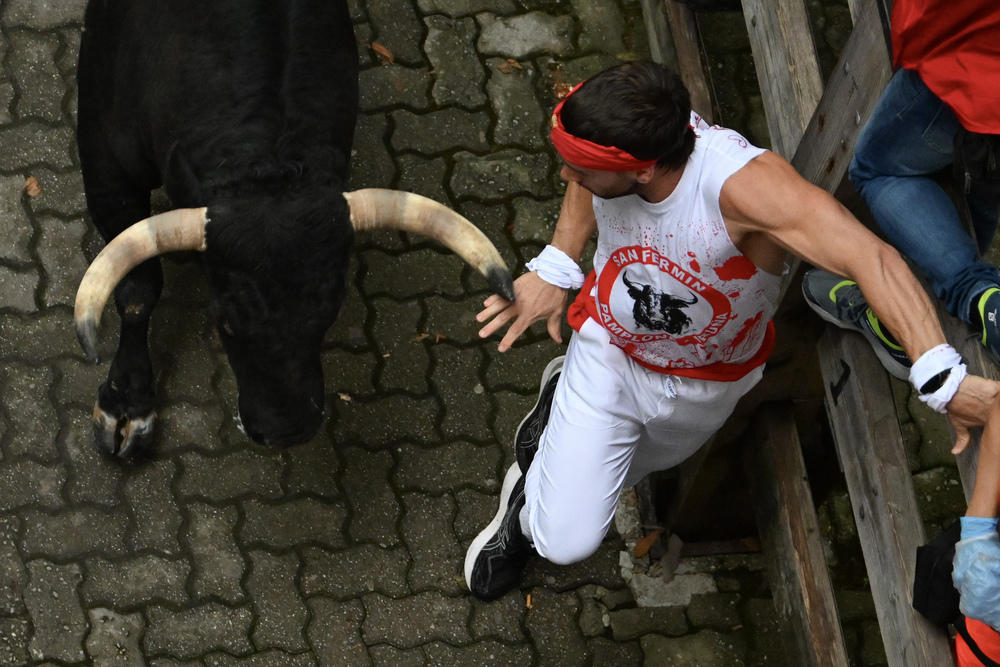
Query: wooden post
741,0,824,158
817,327,954,666
745,402,850,667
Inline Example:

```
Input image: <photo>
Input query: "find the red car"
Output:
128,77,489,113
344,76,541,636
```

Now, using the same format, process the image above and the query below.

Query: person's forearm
968,405,1000,518
550,182,597,262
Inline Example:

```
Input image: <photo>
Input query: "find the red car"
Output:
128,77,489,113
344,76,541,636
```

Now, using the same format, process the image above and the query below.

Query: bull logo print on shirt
622,272,698,335
597,246,732,347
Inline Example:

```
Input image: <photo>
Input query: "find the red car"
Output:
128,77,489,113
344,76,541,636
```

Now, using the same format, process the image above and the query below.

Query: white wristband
910,344,965,413
525,245,585,290
917,363,966,413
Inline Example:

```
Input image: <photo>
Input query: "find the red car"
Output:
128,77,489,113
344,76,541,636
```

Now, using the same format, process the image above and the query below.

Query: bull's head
75,189,514,448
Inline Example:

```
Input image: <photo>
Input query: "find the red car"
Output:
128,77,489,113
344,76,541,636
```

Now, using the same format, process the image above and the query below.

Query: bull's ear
164,141,205,205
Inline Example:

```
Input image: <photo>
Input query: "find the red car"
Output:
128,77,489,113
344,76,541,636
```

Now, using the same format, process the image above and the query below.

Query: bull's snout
237,394,325,447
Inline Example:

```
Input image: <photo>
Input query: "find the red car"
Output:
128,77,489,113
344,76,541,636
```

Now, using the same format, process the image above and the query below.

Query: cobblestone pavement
0,0,969,664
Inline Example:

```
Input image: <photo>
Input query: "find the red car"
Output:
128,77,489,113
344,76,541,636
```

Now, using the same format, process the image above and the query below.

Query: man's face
560,162,641,199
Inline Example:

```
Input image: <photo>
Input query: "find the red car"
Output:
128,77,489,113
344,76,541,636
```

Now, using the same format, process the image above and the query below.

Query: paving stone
155,311,220,406
626,570,719,609
0,458,65,511
332,393,439,447
512,196,562,243
400,492,464,593
242,498,348,550
307,597,370,667
21,506,128,559
0,518,26,615
178,449,284,501
364,248,469,299
416,0,515,16
322,348,378,401
61,411,121,506
85,608,145,667
367,298,429,393
362,591,472,647
370,644,424,666
423,16,486,108
423,639,534,665
451,149,554,201
81,555,190,608
124,458,184,555
395,441,501,494
24,560,86,663
156,402,228,455
357,65,432,113
433,345,494,441
342,446,400,545
37,215,88,307
455,487,502,542
391,108,491,155
0,619,30,667
0,266,38,314
350,112,396,191
640,629,748,666
687,592,742,629
396,154,451,203
0,82,13,123
524,588,590,666
8,31,65,122
203,651,317,667
589,637,644,665
470,593,527,642
0,311,82,360
282,435,343,499
1,0,87,28
424,294,492,347
608,606,689,641
524,537,624,591
247,550,308,651
301,544,410,598
572,0,626,54
477,12,574,59
367,0,423,65
0,122,76,170
455,200,520,282
183,503,245,603
0,175,33,263
144,602,253,659
741,598,786,667
486,58,546,149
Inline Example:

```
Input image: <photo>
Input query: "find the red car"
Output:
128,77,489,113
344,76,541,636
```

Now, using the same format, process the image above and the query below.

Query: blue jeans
849,68,1000,323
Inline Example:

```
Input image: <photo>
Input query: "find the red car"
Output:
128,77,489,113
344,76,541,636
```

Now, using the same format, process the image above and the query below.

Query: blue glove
954,517,1000,631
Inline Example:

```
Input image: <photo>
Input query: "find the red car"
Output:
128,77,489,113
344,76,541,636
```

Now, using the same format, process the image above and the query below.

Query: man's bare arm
478,182,597,352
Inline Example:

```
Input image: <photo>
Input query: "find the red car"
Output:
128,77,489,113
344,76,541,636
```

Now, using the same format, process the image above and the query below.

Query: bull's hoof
92,403,157,458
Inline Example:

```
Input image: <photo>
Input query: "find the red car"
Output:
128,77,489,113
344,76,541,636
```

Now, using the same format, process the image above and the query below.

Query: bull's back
78,0,360,194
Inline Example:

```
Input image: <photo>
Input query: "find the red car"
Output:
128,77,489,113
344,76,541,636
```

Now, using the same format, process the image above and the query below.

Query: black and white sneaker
515,356,563,472
464,463,532,601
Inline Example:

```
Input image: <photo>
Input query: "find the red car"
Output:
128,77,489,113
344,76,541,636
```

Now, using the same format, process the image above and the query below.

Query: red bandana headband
550,83,658,172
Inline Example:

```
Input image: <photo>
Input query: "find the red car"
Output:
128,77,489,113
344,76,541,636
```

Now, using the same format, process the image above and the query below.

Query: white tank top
586,114,782,375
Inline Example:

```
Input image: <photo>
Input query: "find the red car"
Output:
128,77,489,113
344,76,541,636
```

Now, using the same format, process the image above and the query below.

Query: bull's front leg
93,257,164,457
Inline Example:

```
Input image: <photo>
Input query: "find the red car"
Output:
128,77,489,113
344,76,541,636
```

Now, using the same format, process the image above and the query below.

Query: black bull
74,0,514,456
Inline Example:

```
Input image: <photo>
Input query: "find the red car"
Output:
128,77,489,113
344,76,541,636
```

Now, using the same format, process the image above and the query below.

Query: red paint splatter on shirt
714,255,757,281
725,311,763,355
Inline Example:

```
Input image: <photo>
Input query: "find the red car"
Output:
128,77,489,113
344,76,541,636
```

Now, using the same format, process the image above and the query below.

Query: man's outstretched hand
477,272,569,352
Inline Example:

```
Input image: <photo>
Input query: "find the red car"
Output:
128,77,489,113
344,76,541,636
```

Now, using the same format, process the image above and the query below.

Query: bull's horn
344,189,515,302
74,208,209,361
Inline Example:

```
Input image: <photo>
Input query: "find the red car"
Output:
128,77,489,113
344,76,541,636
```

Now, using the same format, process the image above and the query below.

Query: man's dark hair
561,61,696,171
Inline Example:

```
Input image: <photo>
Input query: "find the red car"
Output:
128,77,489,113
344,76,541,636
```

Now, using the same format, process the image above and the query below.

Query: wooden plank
817,327,954,666
661,0,714,122
742,0,824,158
790,0,892,192
745,402,850,667
639,0,681,78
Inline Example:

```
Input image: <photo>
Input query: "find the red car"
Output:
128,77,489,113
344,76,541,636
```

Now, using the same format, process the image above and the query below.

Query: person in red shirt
805,0,1000,376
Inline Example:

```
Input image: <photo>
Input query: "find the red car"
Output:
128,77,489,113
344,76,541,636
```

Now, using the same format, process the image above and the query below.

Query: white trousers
521,318,763,565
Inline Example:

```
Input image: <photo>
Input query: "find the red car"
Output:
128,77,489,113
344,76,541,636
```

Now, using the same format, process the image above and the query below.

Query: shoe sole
464,463,523,590
514,356,564,470
804,288,910,381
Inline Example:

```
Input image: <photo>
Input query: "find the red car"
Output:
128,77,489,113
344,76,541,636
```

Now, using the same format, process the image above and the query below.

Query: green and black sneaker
976,287,1000,366
802,269,911,380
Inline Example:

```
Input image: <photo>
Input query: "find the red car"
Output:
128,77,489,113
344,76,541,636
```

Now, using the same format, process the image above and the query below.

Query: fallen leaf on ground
371,42,394,63
22,177,41,196
497,59,523,74
338,393,352,402
412,333,430,342
633,528,664,558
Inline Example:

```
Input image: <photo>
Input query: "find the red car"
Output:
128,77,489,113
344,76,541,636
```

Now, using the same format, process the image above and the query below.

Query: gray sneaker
802,269,911,380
